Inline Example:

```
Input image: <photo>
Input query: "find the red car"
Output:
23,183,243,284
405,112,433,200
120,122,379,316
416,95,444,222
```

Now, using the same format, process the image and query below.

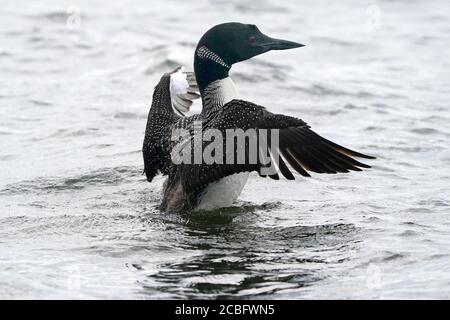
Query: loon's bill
142,22,375,213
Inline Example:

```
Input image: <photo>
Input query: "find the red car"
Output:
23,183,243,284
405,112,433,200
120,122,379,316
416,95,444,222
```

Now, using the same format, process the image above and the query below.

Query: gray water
1,0,450,299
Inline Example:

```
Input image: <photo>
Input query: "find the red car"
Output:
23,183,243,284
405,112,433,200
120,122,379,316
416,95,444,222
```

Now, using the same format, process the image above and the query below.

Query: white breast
196,172,249,210
196,77,249,211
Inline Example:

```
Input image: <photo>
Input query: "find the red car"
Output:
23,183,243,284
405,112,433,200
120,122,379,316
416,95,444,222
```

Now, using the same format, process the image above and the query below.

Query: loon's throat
194,46,231,95
201,77,238,115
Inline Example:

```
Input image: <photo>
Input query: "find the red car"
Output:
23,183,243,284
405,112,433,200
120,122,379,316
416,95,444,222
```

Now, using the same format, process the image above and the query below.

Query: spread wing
142,67,200,182
172,99,375,194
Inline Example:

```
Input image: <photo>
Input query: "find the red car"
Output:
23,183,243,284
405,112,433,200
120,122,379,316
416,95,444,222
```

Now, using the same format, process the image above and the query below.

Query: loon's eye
249,36,256,44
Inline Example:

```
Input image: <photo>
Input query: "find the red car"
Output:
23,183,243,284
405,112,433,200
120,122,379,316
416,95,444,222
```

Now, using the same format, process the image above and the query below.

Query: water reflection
140,204,360,298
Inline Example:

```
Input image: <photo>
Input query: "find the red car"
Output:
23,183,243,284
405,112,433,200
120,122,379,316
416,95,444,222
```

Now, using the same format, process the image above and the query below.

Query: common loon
143,22,375,213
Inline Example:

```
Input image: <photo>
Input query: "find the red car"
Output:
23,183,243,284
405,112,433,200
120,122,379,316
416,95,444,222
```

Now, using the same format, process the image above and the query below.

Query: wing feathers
173,99,374,193
169,68,200,115
281,148,311,177
277,126,372,176
275,151,296,180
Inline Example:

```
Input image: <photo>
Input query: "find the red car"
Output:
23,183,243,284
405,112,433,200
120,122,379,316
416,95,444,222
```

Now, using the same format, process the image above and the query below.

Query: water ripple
0,166,141,195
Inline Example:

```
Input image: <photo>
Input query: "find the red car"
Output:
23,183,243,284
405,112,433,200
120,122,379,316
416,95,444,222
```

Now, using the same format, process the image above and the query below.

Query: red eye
249,36,256,44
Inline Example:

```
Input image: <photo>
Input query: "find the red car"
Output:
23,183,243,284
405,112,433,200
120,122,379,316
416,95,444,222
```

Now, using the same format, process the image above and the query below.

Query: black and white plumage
142,67,200,182
142,22,375,214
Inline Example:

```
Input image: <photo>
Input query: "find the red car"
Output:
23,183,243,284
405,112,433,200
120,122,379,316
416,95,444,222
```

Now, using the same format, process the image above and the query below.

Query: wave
0,166,141,195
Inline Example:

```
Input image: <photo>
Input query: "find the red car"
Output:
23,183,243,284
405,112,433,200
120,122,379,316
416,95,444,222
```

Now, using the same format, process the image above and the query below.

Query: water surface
1,0,450,299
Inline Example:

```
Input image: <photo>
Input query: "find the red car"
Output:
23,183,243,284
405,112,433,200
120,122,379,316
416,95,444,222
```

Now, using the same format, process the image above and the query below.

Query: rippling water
1,0,450,299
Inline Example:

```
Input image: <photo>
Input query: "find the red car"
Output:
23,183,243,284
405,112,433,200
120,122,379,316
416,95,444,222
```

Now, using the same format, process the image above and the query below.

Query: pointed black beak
234,26,305,63
260,38,305,51
257,34,304,52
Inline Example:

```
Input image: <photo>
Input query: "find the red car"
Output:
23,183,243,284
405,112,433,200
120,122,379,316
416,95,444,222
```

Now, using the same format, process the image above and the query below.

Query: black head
194,22,304,93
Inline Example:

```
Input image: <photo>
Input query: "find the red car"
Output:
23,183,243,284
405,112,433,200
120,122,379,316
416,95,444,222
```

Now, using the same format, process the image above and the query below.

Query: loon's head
194,22,304,93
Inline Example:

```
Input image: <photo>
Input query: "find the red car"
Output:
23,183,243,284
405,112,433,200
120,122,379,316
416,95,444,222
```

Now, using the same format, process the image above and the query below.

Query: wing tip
352,152,376,160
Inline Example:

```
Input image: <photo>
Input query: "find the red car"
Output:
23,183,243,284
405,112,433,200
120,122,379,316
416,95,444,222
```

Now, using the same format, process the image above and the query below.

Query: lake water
1,0,450,299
